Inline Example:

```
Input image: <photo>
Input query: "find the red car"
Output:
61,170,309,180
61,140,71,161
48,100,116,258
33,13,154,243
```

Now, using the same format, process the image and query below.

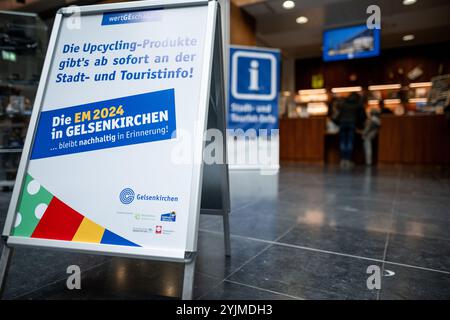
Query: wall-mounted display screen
323,25,380,62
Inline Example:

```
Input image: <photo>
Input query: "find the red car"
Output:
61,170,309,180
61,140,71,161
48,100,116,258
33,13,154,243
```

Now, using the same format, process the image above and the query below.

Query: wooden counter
378,114,450,165
280,114,450,165
279,117,326,162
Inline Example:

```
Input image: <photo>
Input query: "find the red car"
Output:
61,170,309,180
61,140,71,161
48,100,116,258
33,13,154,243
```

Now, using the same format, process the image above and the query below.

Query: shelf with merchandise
0,11,48,190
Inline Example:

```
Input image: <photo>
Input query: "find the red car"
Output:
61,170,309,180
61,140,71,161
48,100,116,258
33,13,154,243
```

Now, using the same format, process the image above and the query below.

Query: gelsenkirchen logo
120,188,135,205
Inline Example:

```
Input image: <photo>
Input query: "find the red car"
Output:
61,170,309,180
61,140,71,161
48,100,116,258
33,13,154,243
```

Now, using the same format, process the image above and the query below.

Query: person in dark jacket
336,92,367,168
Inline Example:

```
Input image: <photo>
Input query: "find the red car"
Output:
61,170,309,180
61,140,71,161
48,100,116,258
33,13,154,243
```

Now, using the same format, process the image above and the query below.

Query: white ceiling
240,0,450,58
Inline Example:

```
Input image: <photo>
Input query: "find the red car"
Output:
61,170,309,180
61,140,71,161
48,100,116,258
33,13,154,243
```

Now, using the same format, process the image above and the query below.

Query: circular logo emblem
120,188,135,205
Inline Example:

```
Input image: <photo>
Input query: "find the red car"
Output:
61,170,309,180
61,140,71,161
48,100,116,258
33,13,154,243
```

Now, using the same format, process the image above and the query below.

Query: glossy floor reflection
1,164,449,300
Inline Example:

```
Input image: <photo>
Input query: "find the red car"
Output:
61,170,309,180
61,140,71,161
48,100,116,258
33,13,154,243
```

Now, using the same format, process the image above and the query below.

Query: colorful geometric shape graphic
31,197,84,241
72,218,105,243
12,174,140,248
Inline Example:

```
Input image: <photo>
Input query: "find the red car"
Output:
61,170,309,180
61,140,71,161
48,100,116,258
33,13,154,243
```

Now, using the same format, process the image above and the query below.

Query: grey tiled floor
1,164,450,300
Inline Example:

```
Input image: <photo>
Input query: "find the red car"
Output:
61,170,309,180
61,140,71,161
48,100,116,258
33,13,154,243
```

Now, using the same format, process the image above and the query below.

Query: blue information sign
228,46,280,134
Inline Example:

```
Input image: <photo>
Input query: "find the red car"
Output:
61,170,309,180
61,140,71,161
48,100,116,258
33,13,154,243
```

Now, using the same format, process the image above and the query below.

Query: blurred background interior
1,0,449,182
0,0,449,300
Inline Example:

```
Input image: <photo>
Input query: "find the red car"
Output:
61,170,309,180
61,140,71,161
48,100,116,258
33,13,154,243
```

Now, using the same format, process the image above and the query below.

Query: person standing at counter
336,92,366,168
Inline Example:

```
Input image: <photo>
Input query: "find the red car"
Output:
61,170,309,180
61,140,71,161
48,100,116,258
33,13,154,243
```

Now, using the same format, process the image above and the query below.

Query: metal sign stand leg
181,253,197,300
0,239,13,299
199,1,231,258
222,211,231,257
181,2,231,299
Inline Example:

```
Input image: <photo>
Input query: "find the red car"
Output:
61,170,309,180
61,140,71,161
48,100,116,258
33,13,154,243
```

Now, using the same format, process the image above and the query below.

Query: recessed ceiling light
282,1,295,9
403,0,417,5
403,34,415,41
296,16,308,24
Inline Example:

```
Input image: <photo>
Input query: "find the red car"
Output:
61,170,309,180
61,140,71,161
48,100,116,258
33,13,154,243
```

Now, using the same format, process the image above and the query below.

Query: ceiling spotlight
403,34,415,41
403,0,417,5
282,1,295,9
296,16,308,24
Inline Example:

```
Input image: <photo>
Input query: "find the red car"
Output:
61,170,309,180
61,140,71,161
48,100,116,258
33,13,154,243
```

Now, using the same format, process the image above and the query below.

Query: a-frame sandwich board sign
0,0,230,300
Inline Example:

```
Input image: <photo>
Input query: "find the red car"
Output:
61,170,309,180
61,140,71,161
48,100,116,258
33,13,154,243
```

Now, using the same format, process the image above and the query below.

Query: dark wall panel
295,43,450,90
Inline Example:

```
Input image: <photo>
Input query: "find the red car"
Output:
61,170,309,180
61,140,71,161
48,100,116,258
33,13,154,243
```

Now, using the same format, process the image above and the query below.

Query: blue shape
101,229,140,247
31,89,177,160
102,9,162,26
120,188,135,205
